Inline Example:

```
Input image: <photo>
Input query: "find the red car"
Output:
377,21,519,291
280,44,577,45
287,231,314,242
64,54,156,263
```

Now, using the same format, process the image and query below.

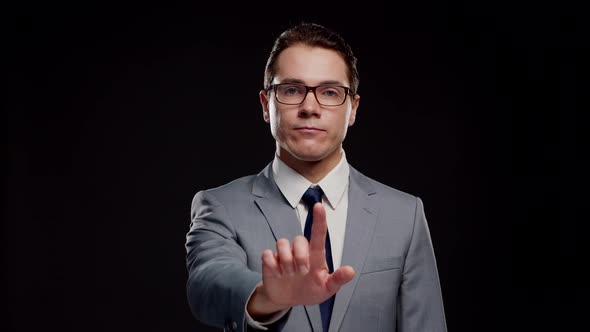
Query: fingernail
298,265,309,273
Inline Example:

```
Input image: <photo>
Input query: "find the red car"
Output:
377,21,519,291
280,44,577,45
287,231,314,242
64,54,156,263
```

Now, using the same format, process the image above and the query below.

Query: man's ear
259,90,270,123
348,94,360,126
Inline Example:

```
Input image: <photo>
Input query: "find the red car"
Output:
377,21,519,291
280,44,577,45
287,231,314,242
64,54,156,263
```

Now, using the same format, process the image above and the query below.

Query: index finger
309,202,328,267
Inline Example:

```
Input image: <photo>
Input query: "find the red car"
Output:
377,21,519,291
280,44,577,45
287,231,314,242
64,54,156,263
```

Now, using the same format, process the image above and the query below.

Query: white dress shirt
246,149,350,329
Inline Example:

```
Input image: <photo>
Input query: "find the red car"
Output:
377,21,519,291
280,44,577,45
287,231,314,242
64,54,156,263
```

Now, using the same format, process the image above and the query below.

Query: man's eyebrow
279,78,346,86
318,80,345,86
280,78,305,84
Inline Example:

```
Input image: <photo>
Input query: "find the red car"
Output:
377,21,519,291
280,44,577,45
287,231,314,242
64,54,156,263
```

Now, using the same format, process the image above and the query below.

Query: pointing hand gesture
247,202,356,317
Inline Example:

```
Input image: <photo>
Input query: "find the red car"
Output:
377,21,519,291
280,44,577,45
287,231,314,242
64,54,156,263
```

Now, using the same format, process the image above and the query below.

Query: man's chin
289,148,334,163
279,142,341,164
279,147,322,163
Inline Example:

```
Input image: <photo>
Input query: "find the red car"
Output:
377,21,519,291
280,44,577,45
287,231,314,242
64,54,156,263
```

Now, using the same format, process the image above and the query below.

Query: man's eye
285,87,300,95
320,88,341,97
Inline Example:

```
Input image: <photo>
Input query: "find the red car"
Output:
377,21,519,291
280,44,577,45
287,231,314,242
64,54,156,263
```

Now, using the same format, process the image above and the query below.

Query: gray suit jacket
186,163,447,332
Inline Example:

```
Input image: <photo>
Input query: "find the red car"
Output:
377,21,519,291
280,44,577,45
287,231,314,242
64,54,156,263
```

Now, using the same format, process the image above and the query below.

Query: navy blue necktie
302,186,334,332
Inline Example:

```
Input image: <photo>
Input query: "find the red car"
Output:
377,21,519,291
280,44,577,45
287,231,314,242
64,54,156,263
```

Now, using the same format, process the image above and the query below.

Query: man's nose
299,90,321,117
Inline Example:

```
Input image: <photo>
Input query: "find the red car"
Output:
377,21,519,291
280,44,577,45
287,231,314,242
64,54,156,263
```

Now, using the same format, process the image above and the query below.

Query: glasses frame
267,83,353,106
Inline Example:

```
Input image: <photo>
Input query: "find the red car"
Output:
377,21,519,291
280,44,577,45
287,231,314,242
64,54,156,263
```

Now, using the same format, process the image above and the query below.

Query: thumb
325,265,355,293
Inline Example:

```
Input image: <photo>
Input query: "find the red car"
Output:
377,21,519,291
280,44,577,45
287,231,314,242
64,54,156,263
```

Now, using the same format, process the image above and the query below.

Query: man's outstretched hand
247,203,356,318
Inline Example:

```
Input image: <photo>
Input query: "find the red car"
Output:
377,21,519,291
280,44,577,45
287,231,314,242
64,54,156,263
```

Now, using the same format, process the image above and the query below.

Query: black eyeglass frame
266,83,354,106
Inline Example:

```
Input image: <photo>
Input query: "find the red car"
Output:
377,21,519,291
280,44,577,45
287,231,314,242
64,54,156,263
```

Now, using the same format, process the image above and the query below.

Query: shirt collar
272,150,350,210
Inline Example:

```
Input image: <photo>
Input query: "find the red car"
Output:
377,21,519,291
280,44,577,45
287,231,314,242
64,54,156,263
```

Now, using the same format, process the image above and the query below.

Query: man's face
260,44,359,164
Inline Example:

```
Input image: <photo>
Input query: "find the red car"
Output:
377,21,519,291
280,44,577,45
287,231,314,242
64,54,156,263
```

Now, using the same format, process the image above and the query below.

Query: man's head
259,23,360,170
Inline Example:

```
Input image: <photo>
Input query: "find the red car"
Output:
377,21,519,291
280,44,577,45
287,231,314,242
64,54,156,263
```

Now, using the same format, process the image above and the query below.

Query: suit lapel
329,167,379,332
252,164,327,332
253,164,302,242
253,165,323,331
303,304,323,332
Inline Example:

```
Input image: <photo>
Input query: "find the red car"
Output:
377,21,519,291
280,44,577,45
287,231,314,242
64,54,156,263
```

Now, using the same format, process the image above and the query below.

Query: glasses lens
275,84,307,104
316,86,347,106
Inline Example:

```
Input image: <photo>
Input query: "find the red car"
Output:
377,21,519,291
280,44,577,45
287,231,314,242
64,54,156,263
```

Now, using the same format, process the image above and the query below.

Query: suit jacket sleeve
186,190,262,332
398,197,447,332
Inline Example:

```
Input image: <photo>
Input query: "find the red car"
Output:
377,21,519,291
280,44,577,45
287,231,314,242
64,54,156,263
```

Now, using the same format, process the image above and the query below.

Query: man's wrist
246,282,290,319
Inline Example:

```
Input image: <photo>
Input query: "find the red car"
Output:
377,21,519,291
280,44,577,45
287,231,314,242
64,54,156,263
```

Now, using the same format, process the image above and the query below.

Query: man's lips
294,126,325,131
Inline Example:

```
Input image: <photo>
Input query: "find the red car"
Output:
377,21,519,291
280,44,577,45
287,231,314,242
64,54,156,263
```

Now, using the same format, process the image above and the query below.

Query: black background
3,3,579,332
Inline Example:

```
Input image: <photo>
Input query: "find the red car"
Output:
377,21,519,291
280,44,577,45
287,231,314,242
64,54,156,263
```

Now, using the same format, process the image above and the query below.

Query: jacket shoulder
350,165,418,203
192,174,258,203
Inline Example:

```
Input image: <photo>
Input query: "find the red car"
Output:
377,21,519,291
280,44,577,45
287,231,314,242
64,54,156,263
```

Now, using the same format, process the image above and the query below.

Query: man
186,22,447,332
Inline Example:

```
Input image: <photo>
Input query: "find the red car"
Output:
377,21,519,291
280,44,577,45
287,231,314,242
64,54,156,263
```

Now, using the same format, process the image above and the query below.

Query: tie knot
302,186,324,208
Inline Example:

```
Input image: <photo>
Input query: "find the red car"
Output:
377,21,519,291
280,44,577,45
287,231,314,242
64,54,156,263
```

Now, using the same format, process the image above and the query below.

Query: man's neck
276,146,343,184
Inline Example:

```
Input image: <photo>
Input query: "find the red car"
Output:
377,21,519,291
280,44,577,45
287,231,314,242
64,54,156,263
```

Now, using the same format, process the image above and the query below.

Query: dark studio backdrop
3,3,575,332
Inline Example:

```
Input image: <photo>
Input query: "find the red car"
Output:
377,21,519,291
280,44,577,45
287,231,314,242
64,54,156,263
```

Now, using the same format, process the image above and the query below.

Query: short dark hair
263,22,359,95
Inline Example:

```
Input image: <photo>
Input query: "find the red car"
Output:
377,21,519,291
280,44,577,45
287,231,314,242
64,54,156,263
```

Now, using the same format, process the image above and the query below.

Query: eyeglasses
267,83,353,106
